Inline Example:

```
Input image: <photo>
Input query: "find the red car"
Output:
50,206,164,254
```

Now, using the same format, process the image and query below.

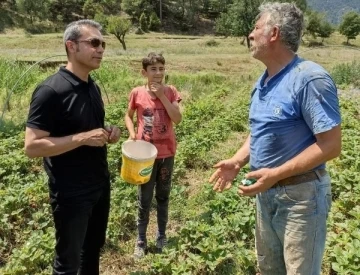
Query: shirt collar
58,66,94,86
255,55,299,90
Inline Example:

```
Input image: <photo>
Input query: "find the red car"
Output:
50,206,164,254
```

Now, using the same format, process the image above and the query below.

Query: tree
94,12,108,29
83,0,104,19
149,12,161,31
121,0,153,21
201,0,233,19
107,16,131,50
216,0,261,48
48,0,85,25
305,10,334,42
317,21,333,42
339,11,360,44
99,0,121,15
17,0,51,22
0,0,16,31
306,11,321,38
139,12,148,32
215,13,232,37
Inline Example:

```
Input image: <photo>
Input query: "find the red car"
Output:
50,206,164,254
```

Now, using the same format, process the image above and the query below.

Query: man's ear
270,26,280,42
141,68,147,77
65,40,77,53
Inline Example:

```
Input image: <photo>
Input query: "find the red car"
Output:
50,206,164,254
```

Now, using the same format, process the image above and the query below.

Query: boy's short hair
142,52,165,70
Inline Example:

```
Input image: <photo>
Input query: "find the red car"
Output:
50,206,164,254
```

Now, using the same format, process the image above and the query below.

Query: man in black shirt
25,19,120,275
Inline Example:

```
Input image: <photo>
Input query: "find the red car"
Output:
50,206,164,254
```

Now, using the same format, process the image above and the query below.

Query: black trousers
137,157,174,242
50,184,110,275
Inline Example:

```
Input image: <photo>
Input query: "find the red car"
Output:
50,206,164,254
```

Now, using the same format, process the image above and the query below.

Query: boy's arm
158,96,182,125
125,107,136,139
150,83,182,124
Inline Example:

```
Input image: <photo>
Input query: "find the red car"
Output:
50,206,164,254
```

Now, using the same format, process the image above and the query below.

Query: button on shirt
249,55,341,171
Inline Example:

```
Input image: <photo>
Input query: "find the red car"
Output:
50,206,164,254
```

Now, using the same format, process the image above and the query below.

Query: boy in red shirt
125,52,182,259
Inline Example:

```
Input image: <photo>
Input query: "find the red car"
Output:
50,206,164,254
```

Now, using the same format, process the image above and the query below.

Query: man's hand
209,159,241,192
238,168,279,196
77,128,109,147
105,126,121,144
149,82,165,98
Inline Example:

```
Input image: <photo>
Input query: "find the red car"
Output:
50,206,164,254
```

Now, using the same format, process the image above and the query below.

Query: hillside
307,0,360,25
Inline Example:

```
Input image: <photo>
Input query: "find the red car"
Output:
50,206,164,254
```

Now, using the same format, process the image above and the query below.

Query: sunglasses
75,38,106,49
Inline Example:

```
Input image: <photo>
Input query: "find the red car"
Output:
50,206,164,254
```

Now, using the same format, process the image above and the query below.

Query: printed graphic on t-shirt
142,108,154,143
273,105,283,116
154,108,168,134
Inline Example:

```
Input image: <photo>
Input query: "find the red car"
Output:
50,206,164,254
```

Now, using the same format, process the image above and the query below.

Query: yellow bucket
120,140,158,185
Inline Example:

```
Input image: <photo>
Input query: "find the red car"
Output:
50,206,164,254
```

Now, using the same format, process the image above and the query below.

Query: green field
1,31,360,274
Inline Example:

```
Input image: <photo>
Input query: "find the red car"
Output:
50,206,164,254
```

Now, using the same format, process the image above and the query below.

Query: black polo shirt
27,67,109,192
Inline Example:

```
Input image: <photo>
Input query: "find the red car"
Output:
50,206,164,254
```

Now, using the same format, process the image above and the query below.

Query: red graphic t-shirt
128,85,181,159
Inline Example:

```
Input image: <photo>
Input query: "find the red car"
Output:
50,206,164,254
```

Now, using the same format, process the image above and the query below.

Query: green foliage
327,198,360,274
306,10,334,42
135,27,145,35
307,0,360,25
121,0,153,21
83,0,104,19
16,0,50,22
0,59,52,127
3,228,54,274
150,186,256,274
205,39,220,47
98,0,122,15
0,1,16,32
48,0,85,25
139,12,148,32
331,61,360,88
202,0,232,19
107,16,131,50
174,84,249,179
215,13,232,37
339,11,360,44
23,21,56,34
317,21,333,41
149,12,161,31
215,0,261,48
167,0,201,31
1,57,360,274
94,12,108,30
106,178,137,244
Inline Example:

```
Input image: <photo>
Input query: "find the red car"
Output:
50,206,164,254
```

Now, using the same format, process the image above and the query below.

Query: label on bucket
139,165,154,177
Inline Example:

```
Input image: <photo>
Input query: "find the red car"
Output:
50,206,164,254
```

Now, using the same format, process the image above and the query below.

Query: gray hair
63,19,102,43
258,2,304,53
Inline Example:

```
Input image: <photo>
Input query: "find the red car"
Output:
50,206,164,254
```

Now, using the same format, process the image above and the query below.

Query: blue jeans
255,171,332,275
137,157,174,242
50,184,110,275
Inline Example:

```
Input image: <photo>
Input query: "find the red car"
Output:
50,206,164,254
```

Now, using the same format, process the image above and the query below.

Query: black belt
271,169,327,188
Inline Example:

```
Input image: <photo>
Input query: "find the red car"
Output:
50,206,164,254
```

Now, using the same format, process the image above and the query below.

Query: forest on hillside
1,0,360,47
307,0,360,24
0,0,308,34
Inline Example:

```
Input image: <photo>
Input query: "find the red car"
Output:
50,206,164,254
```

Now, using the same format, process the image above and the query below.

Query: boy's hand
128,133,137,140
149,82,165,98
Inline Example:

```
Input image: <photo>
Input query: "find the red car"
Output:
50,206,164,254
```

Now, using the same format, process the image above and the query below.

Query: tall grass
331,61,360,89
